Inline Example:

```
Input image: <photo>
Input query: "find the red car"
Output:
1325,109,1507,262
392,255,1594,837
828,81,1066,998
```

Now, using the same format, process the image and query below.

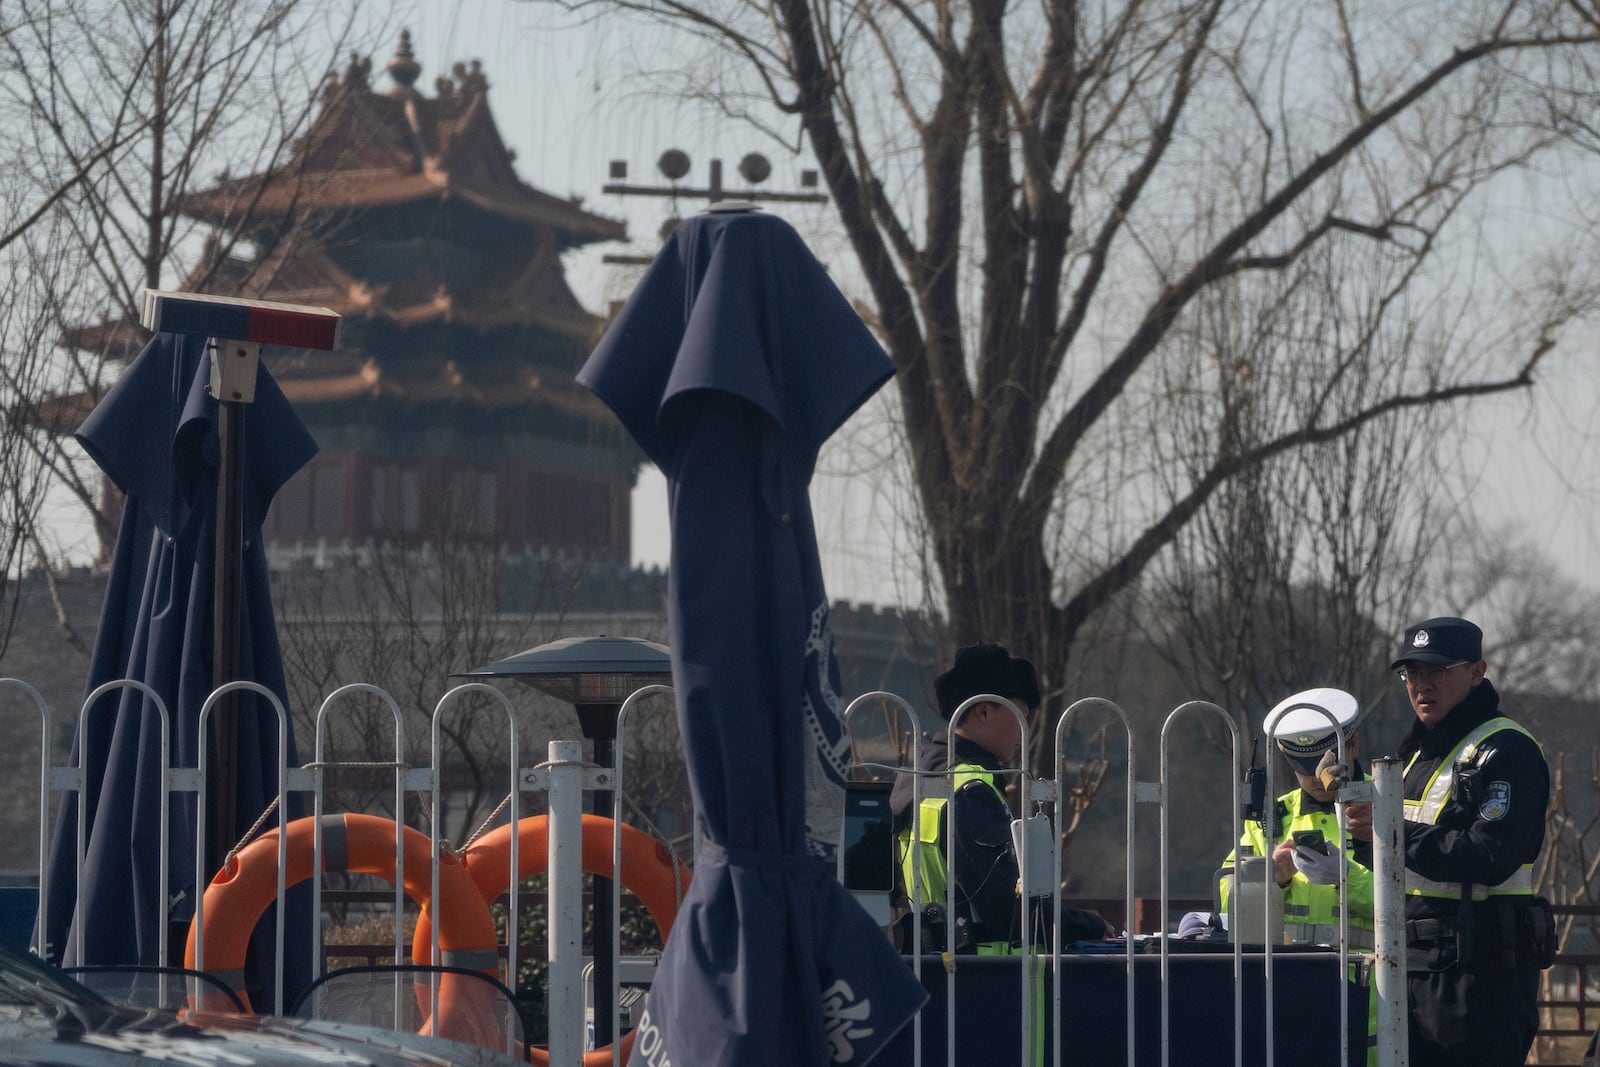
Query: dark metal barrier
877,950,1367,1067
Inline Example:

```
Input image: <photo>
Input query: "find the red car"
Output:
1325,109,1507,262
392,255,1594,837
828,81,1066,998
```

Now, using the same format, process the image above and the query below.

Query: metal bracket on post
1132,780,1163,806
209,338,261,403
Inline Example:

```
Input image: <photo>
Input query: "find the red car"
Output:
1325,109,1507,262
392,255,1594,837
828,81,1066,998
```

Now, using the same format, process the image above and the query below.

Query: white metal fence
2,676,1406,1066
842,690,1405,1067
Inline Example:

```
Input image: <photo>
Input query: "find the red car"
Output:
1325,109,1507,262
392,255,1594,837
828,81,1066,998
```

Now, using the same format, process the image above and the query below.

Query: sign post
138,290,340,878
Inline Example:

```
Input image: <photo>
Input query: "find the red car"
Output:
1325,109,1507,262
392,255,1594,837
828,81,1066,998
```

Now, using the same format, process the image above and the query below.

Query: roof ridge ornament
387,29,422,93
451,59,489,95
342,52,371,87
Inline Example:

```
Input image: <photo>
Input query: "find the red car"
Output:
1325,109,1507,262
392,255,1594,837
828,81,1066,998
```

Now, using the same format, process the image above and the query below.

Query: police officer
889,643,1110,953
1218,687,1376,948
1217,687,1379,1065
1391,616,1552,1066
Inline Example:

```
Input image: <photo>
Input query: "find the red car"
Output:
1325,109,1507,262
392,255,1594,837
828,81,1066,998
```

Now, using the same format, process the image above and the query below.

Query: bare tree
0,0,355,567
272,524,597,845
0,224,66,659
616,691,693,854
1442,522,1600,701
1131,245,1446,751
548,0,1600,761
1533,745,1600,1064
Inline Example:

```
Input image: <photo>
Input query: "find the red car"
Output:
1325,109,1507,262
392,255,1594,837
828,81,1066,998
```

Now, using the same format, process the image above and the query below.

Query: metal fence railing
5,675,1596,1067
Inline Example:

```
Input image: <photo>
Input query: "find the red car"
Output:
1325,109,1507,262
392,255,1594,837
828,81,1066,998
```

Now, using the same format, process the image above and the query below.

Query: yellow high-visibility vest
897,761,1013,953
1402,716,1539,900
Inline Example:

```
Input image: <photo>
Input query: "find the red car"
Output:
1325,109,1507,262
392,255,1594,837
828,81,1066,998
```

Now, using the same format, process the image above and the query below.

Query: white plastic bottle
1232,851,1285,945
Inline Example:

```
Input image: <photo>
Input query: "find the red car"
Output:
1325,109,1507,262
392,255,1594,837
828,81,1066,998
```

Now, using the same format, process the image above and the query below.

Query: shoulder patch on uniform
1479,780,1511,821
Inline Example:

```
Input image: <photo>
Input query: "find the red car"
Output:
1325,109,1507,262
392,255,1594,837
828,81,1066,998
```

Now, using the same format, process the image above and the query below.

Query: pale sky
47,3,1593,613
395,0,1598,608
397,1,918,605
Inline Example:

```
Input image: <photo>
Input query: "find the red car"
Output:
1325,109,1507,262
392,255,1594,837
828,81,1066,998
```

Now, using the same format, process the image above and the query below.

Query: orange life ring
412,813,689,1067
185,812,502,1048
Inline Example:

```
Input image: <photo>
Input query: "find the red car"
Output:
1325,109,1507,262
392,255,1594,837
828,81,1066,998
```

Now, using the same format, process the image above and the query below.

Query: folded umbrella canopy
578,208,925,1066
40,330,315,1011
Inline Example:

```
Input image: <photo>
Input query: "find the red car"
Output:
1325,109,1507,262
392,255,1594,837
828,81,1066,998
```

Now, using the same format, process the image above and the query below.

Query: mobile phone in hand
1292,829,1330,855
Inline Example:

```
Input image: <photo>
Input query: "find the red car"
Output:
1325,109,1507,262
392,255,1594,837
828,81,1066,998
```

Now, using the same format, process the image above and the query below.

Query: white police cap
1263,687,1359,764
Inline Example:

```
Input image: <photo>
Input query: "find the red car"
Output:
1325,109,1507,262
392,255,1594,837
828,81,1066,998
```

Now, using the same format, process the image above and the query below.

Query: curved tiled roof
177,41,624,248
178,227,601,341
59,35,626,432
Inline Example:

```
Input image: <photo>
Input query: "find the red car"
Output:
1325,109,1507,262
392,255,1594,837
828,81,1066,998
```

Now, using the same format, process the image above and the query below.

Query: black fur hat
934,643,1041,718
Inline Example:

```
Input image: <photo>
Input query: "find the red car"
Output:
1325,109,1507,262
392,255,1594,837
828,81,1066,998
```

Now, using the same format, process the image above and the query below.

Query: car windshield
0,943,108,1011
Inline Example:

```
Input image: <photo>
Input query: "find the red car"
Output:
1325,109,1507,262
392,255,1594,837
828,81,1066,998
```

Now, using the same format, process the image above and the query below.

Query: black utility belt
1405,898,1539,943
1404,917,1455,944
1404,897,1557,971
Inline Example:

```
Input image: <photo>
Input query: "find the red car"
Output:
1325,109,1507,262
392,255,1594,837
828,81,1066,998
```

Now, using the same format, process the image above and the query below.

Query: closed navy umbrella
39,331,315,1011
578,208,925,1066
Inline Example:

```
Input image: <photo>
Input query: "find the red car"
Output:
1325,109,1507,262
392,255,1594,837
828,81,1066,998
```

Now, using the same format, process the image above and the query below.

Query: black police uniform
1397,677,1551,1066
890,733,1023,949
890,733,1110,951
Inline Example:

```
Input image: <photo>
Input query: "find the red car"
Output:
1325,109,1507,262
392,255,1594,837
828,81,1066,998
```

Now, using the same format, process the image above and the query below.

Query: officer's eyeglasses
1396,661,1467,684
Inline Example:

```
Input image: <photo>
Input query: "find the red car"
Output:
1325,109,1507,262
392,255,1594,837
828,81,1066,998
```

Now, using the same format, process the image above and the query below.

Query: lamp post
461,635,672,1048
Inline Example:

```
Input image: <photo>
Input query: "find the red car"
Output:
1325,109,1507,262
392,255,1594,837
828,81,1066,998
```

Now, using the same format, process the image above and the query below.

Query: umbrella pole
208,337,257,880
